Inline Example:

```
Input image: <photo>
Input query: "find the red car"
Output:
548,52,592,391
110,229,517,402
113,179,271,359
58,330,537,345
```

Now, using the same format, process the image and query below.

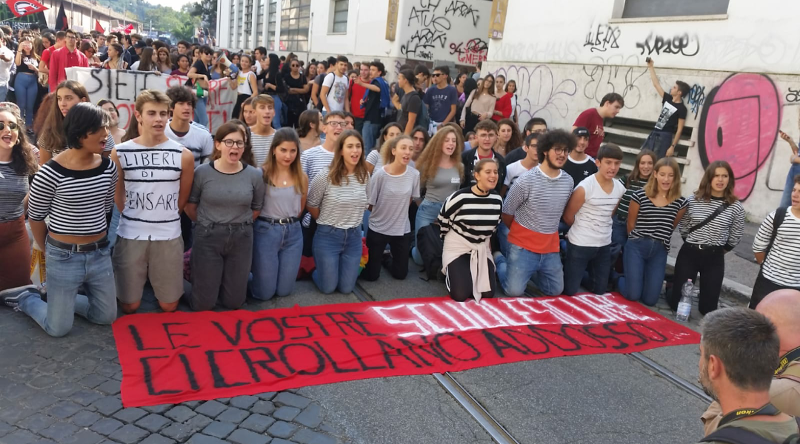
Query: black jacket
461,148,507,194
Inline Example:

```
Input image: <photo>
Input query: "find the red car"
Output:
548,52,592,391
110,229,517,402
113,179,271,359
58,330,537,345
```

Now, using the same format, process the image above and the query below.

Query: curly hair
0,105,37,175
415,125,464,187
537,129,576,163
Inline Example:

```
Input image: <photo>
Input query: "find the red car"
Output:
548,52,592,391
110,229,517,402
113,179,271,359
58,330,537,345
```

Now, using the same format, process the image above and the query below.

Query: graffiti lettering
402,27,450,56
403,0,452,57
444,0,479,26
687,84,706,118
581,55,648,109
786,88,800,103
698,73,781,200
449,38,488,65
493,65,577,126
584,24,621,53
636,33,700,57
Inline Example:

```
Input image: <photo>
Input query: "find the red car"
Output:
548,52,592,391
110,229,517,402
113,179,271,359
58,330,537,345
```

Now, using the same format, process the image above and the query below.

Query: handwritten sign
66,67,237,134
113,293,700,407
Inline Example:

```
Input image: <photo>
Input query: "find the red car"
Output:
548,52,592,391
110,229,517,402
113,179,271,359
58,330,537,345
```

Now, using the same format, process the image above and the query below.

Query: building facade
216,0,493,76
40,0,138,33
486,0,800,220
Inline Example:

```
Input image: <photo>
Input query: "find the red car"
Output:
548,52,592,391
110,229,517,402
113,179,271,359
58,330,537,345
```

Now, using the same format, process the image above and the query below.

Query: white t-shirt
322,72,348,112
504,160,533,188
237,70,256,95
165,121,214,168
567,174,626,247
0,46,13,84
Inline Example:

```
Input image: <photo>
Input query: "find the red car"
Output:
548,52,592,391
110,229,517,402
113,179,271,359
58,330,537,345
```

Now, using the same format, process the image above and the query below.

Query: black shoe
1,285,40,308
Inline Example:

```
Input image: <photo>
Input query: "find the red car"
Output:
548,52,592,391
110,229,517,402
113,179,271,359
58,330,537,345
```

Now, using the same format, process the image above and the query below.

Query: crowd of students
0,28,798,340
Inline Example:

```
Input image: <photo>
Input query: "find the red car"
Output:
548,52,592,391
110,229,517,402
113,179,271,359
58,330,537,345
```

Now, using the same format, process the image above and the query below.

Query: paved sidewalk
0,282,347,444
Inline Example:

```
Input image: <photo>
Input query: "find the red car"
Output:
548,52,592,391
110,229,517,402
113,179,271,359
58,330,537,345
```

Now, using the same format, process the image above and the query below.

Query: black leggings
231,93,250,121
446,254,496,302
668,244,725,315
361,230,411,281
750,272,800,309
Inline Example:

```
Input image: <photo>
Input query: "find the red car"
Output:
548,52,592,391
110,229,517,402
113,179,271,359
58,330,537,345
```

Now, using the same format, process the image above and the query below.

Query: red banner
95,19,104,34
5,0,47,18
113,293,700,407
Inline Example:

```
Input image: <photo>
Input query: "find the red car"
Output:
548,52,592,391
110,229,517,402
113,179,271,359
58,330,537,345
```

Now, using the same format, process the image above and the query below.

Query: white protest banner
65,67,237,133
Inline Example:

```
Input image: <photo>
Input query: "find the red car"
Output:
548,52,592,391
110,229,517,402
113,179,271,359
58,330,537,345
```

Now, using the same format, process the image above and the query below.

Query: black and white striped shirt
0,162,29,221
438,187,502,244
629,189,687,249
28,158,117,236
753,208,800,287
307,168,370,230
679,196,745,249
301,145,335,226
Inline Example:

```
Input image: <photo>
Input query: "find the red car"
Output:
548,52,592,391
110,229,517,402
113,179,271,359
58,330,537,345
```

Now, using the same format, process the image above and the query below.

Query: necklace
475,184,487,195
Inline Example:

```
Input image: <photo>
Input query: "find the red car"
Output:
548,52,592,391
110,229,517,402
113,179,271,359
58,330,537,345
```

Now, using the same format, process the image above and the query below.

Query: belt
258,216,299,225
684,242,724,252
201,221,253,229
47,236,109,252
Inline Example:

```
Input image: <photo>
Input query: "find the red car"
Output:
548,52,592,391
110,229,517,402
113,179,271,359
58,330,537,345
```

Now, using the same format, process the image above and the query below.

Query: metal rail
353,284,520,444
628,352,713,403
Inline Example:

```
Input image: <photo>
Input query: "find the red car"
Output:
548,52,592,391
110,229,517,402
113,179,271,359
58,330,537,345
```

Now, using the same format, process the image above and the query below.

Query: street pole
70,0,73,27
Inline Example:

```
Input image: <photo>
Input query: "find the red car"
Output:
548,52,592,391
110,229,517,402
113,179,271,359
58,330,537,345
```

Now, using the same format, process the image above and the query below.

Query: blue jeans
0,84,7,103
312,225,362,294
251,220,303,299
609,216,628,259
619,237,668,306
19,241,117,337
563,242,612,295
497,223,511,257
781,163,800,207
108,206,121,248
411,200,444,265
496,243,564,296
362,121,381,153
15,74,37,128
194,96,208,128
271,94,283,129
642,129,674,159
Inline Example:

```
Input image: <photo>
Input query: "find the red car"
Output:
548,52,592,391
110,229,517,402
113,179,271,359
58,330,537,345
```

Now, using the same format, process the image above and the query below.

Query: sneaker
2,285,40,308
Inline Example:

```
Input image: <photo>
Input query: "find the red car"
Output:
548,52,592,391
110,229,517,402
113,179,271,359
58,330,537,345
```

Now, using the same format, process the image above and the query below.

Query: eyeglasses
432,73,442,77
477,133,496,139
327,121,347,128
0,121,19,131
221,139,245,148
552,147,569,154
66,35,77,40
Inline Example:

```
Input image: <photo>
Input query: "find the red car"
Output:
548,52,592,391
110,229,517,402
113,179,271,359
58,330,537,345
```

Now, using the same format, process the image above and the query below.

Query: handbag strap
687,203,729,236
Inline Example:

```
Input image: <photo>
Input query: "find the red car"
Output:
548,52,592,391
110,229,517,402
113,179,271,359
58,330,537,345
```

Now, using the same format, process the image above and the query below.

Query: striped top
616,175,649,220
679,196,745,249
438,187,503,244
300,145,335,226
629,189,687,249
28,158,117,235
753,208,800,287
503,166,573,234
307,168,370,229
0,162,29,221
251,133,275,166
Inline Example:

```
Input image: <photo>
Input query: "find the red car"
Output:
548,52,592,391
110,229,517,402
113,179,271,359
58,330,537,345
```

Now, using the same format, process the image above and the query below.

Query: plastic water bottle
676,279,694,322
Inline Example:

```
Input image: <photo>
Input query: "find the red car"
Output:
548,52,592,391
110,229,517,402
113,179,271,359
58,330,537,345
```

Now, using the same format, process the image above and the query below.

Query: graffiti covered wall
398,0,492,65
485,0,800,221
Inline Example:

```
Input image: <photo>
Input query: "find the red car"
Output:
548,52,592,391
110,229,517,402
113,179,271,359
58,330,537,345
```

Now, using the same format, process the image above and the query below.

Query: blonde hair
415,126,464,187
644,157,682,203
380,135,413,165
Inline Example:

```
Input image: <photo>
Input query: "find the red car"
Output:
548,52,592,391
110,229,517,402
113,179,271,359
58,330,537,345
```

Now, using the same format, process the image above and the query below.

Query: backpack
416,223,444,281
763,207,787,264
700,417,800,444
410,90,430,130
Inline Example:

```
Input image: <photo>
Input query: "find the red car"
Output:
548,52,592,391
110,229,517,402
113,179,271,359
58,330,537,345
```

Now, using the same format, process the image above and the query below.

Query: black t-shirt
313,74,326,111
185,60,209,87
654,92,688,134
283,73,307,110
364,79,382,124
562,156,598,189
16,55,39,75
398,90,422,131
504,146,527,165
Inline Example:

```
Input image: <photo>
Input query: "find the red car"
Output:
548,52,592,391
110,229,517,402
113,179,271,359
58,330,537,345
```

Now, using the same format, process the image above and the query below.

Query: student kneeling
439,159,503,302
561,144,626,295
185,123,265,310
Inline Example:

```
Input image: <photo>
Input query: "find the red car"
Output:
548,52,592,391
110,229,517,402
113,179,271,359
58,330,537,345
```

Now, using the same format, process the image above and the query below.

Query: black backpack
700,417,800,444
416,224,444,282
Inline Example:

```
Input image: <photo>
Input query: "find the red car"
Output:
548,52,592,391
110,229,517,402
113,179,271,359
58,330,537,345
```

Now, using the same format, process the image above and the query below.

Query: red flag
5,0,48,18
95,19,105,34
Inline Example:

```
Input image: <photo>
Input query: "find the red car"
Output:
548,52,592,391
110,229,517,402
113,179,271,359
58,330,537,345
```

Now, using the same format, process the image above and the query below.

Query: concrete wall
217,0,491,77
485,0,800,221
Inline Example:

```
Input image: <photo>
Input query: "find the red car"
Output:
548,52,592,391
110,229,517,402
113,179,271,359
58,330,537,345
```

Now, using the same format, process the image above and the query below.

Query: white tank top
116,138,184,241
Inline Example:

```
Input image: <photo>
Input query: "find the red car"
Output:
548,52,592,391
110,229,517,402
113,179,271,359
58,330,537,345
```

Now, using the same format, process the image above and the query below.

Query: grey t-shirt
423,166,461,203
368,166,420,236
189,162,265,225
261,185,303,219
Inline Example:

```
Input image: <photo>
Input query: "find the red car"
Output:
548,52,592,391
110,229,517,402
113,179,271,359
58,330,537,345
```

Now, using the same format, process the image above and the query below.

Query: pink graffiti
698,73,781,200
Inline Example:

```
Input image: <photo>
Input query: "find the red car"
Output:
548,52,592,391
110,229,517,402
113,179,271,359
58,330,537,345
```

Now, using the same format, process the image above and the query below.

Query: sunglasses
432,73,442,77
0,121,19,131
